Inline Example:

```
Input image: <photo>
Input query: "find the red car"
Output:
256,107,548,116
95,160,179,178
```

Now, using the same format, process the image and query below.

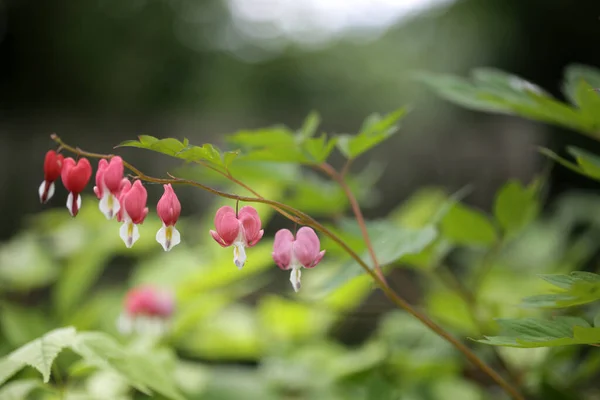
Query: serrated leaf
72,332,184,399
117,137,226,168
494,180,539,235
0,379,40,400
477,317,600,348
8,327,77,383
335,107,407,159
440,203,497,246
521,272,600,308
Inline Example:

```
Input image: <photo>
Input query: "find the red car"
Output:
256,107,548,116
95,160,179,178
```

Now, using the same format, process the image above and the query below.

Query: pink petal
294,227,322,268
93,159,108,199
213,206,239,245
238,206,262,245
104,156,125,194
272,229,294,270
210,230,229,247
123,180,148,224
156,184,181,226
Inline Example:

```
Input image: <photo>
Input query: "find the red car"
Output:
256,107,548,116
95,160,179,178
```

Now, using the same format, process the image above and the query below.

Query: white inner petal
233,241,247,269
66,192,81,216
120,221,140,248
156,224,181,252
289,267,302,292
99,192,120,220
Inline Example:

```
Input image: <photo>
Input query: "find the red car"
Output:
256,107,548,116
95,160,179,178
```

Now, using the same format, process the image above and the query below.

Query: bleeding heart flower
118,180,148,248
93,156,124,219
210,205,264,269
39,150,64,204
156,184,181,251
60,157,92,217
117,286,174,336
272,227,325,292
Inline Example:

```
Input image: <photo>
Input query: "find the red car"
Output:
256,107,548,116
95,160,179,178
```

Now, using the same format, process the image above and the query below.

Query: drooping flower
118,180,148,248
156,184,181,252
39,150,64,204
117,286,175,336
93,156,124,219
60,157,92,217
210,205,264,269
272,227,325,292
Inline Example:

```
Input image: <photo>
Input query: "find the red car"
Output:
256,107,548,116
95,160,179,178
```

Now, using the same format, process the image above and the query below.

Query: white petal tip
156,225,180,252
39,181,55,204
290,268,302,293
66,192,81,217
99,194,120,220
120,222,140,248
233,243,247,270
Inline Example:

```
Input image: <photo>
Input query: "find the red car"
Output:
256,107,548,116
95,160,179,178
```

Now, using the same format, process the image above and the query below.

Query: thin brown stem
50,134,526,400
435,265,524,389
319,163,387,286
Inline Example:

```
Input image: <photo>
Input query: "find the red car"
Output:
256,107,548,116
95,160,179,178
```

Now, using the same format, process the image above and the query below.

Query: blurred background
2,0,600,399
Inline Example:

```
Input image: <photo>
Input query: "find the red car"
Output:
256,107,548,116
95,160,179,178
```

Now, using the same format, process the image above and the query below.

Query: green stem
50,134,526,400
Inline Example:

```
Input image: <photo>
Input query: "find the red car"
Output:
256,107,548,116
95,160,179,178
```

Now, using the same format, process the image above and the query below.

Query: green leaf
318,221,438,293
567,147,600,179
298,111,321,139
494,180,539,235
418,69,592,133
336,107,407,159
117,136,226,168
0,358,26,386
563,64,600,108
8,326,77,383
477,317,600,348
522,272,600,308
440,203,497,246
72,332,185,400
0,379,40,400
222,150,240,170
302,134,337,163
539,147,593,178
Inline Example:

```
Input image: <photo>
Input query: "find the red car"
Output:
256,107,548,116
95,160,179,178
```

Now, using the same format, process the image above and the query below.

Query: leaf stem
50,134,526,400
319,162,388,287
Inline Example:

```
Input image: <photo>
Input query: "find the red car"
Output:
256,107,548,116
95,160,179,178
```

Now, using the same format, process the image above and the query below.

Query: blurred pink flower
210,205,264,269
118,286,174,336
272,227,325,292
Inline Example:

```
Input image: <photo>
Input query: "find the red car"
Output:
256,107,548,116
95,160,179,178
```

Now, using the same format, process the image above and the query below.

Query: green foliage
477,317,600,348
6,326,76,383
540,146,600,182
118,135,238,172
440,202,497,246
419,65,600,135
522,272,600,308
336,107,407,159
494,179,539,236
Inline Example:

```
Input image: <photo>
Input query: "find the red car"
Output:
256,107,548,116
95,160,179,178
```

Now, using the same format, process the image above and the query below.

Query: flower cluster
210,206,325,291
39,151,181,251
40,150,326,292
